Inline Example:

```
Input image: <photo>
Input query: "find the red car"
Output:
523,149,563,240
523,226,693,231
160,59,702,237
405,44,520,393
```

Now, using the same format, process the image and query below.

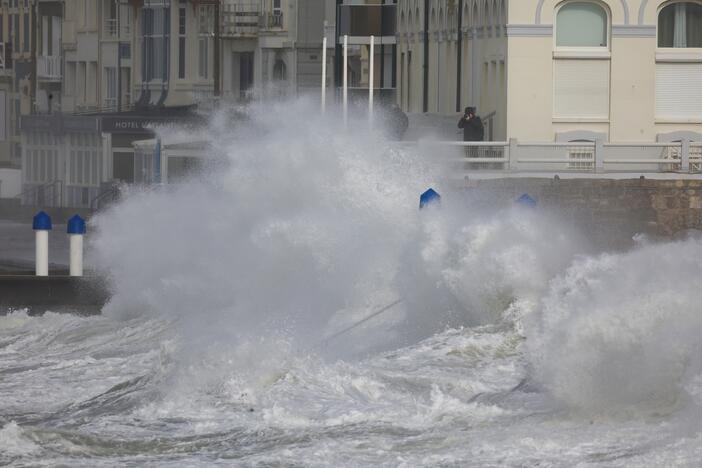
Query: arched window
658,2,702,47
556,2,608,47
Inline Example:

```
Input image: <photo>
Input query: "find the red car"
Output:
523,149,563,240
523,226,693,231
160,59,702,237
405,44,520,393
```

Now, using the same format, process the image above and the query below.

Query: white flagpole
369,35,374,124
343,34,348,126
321,36,327,114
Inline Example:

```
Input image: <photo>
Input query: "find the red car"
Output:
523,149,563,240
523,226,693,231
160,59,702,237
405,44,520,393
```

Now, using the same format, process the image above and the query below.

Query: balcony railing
105,15,131,39
222,1,260,37
105,18,118,37
260,11,283,30
37,55,62,81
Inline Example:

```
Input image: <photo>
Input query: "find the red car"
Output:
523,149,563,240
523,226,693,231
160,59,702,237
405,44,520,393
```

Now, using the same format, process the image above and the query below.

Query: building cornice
612,25,656,37
506,25,553,37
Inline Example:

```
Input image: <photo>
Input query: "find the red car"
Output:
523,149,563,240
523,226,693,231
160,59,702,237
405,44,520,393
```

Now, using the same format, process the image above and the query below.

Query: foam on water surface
2,98,702,465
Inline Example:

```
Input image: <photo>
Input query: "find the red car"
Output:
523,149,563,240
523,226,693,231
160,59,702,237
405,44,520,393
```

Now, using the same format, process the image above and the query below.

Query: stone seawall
465,178,702,248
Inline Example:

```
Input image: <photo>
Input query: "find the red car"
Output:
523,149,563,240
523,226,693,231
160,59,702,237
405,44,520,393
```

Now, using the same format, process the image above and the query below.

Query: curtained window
658,2,702,48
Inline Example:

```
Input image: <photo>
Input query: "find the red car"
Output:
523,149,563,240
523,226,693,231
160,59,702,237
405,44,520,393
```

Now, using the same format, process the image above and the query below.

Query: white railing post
343,35,348,126
682,139,690,173
321,36,327,114
595,139,604,173
369,35,374,124
508,138,518,171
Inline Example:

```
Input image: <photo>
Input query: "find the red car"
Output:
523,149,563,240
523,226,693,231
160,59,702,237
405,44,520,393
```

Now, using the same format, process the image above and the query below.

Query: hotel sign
100,117,186,134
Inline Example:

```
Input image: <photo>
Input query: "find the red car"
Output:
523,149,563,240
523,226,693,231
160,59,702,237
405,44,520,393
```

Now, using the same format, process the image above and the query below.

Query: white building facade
396,0,702,144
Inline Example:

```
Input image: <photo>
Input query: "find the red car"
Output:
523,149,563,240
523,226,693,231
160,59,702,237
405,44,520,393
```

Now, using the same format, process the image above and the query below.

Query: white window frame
553,1,612,121
657,1,702,49
553,0,611,57
655,1,702,121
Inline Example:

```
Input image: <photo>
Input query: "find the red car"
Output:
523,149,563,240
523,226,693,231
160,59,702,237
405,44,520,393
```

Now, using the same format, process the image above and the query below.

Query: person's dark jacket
458,115,484,141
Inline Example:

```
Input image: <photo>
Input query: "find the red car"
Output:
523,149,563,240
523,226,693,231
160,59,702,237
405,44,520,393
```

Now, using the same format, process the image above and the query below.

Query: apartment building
396,0,702,144
17,0,341,208
0,0,39,168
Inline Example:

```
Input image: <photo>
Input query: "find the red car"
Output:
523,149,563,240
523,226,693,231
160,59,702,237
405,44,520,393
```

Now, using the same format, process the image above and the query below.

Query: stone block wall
465,178,702,249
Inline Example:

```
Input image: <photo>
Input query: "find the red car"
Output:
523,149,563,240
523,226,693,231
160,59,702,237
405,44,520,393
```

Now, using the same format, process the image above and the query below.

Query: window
553,2,610,119
142,6,169,82
656,63,702,119
198,5,214,79
12,14,19,51
198,38,208,79
554,59,610,118
22,13,28,52
556,2,608,47
104,67,116,108
658,2,702,48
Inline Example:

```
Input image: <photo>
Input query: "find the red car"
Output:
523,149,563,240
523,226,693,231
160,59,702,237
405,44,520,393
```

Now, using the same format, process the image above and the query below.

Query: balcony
222,2,260,37
260,11,284,30
104,16,132,40
37,55,62,81
105,18,118,37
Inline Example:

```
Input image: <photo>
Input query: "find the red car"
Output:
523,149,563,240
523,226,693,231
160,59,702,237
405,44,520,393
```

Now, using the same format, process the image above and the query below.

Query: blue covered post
33,211,52,276
420,188,441,209
67,215,86,277
516,193,537,208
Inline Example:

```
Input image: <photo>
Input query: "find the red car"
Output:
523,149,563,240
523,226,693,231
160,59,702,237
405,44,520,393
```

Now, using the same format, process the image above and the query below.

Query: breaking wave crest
526,236,702,414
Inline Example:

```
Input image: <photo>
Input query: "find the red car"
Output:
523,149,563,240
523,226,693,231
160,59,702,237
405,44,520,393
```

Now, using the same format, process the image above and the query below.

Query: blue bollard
420,188,441,209
516,193,537,207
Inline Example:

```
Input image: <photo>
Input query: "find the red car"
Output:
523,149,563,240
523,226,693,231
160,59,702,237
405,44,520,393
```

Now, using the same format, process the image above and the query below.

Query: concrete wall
465,177,702,248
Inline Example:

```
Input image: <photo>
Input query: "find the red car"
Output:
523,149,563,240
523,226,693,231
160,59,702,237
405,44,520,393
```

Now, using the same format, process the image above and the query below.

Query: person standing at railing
458,107,485,169
458,106,484,142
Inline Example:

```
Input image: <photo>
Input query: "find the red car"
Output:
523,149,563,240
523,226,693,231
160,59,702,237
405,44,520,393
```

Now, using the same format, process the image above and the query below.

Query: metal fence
408,139,702,175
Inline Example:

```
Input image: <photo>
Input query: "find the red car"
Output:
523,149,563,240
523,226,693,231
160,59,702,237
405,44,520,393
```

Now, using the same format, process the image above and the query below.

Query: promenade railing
405,139,702,175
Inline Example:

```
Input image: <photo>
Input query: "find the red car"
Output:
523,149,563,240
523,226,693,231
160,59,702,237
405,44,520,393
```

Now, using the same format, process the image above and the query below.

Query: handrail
90,184,121,210
15,179,63,206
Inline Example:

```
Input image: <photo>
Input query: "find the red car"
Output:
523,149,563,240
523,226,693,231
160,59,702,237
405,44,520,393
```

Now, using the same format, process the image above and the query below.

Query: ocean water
3,99,702,466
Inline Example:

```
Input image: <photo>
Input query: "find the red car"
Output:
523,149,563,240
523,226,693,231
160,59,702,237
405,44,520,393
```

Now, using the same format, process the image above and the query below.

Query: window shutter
656,63,702,119
554,59,610,118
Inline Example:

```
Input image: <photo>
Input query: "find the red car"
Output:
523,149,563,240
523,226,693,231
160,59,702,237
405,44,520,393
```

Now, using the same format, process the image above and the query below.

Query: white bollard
69,234,83,277
33,211,52,276
67,215,86,277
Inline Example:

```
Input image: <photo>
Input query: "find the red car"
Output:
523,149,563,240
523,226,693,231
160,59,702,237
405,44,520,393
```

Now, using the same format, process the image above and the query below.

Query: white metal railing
105,14,130,39
261,11,284,29
105,18,118,37
37,55,62,80
405,139,702,175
